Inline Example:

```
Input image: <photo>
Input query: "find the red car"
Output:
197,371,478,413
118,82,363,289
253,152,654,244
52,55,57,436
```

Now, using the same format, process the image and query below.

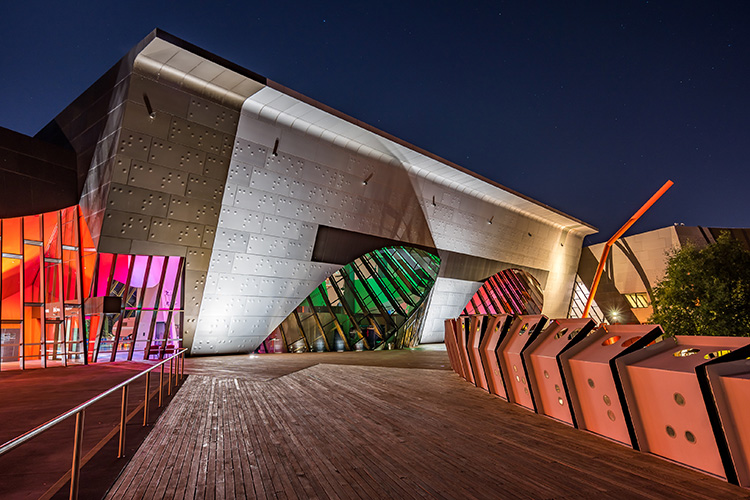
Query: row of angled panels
444,314,750,488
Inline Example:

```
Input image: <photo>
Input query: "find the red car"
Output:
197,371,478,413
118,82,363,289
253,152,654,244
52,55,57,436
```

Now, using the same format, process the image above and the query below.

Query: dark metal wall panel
312,225,437,266
437,249,549,287
0,128,77,218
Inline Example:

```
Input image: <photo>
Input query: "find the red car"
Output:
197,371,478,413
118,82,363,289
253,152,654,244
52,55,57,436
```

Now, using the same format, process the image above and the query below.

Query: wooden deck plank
155,388,200,499
159,378,212,500
104,350,749,500
231,381,265,499
292,367,486,499
250,381,324,499
278,373,430,500
236,384,286,499
241,382,298,499
149,379,203,499
225,379,248,498
312,365,577,499
182,376,215,500
255,376,360,500
205,380,219,500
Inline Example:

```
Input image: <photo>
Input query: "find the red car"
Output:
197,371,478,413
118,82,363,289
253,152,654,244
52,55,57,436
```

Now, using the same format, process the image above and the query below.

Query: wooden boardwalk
105,351,748,499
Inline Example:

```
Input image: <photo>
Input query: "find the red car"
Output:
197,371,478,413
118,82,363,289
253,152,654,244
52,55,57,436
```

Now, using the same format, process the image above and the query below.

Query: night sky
1,1,748,244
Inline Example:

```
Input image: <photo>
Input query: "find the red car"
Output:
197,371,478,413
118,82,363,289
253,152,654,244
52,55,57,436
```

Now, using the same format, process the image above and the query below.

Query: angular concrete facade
31,30,596,354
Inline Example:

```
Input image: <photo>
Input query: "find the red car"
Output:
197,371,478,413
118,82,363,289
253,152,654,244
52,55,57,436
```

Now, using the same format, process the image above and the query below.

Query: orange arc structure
582,180,674,318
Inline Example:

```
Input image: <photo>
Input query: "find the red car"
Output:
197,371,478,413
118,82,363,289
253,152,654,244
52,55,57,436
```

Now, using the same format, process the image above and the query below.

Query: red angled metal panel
617,336,750,479
467,315,489,391
523,318,595,425
455,316,475,385
444,318,462,376
705,353,750,487
560,324,662,447
496,315,547,410
479,314,512,399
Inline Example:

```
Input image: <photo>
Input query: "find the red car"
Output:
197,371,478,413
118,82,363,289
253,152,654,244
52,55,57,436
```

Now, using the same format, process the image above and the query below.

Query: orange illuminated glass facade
0,206,95,370
0,206,185,370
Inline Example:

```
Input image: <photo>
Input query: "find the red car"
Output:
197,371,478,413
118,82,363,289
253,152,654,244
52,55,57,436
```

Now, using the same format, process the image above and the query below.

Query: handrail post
168,358,173,396
118,385,128,458
159,362,164,407
143,371,150,426
70,410,84,500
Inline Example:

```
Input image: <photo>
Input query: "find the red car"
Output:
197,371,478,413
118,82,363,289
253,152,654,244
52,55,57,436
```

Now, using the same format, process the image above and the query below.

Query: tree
650,232,750,337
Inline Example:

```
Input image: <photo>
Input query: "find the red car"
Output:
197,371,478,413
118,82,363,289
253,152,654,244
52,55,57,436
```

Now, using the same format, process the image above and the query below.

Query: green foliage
650,232,750,336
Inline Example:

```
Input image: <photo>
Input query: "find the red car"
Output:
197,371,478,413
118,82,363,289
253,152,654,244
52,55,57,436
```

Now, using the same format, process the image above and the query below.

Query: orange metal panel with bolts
479,314,512,399
705,351,750,487
496,315,547,410
467,315,489,391
455,316,475,385
523,318,596,425
617,336,750,479
560,324,663,447
444,319,461,376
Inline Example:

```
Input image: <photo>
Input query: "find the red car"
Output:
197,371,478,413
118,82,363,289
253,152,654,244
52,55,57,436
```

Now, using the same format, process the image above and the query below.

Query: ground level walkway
105,348,747,499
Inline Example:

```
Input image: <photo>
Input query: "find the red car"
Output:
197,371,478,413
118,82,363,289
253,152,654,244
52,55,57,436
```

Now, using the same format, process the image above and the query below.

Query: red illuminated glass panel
23,215,42,242
23,306,43,360
95,253,115,296
2,257,23,320
462,269,544,317
60,207,78,247
2,218,22,255
23,244,42,304
44,260,63,319
43,212,61,260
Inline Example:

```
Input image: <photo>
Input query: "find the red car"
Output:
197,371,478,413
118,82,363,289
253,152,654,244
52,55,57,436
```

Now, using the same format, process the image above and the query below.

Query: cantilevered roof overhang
132,29,597,237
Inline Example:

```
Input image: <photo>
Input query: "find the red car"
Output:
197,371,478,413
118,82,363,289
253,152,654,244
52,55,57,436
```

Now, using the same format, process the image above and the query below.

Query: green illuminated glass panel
261,246,440,353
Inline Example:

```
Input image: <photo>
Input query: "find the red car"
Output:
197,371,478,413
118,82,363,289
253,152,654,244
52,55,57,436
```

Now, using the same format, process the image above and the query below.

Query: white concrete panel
420,277,482,344
227,160,253,186
213,228,252,252
219,206,264,233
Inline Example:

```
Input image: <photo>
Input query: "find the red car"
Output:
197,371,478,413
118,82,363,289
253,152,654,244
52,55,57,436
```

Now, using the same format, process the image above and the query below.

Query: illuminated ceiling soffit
133,38,265,109
243,86,597,237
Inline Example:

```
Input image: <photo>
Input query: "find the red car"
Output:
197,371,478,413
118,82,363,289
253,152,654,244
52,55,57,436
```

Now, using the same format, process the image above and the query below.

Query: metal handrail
0,347,188,499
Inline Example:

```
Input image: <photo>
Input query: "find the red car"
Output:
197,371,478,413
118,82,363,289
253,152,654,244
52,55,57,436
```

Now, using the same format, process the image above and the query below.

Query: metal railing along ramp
0,349,187,499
